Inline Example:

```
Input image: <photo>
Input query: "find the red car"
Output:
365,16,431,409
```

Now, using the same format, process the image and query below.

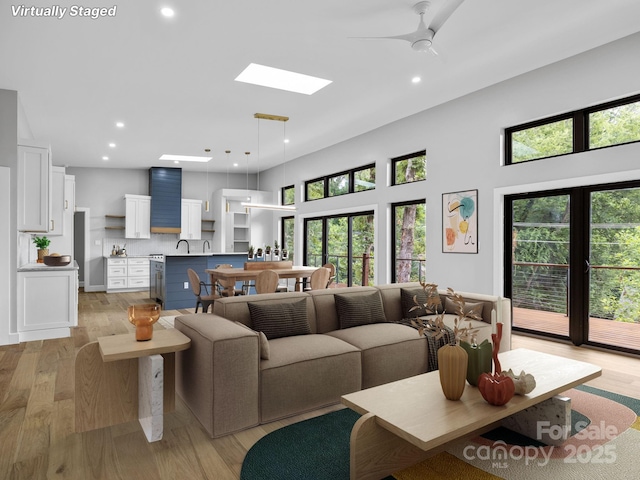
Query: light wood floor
1,290,639,479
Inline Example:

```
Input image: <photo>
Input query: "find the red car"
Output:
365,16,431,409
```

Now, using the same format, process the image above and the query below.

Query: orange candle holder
128,303,161,341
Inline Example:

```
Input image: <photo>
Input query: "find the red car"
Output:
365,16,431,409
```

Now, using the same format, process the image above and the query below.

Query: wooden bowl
43,255,71,266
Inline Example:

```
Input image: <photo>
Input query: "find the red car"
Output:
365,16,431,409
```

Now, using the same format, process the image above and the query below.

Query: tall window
281,216,294,260
506,94,640,165
392,200,426,282
304,211,375,286
392,150,426,186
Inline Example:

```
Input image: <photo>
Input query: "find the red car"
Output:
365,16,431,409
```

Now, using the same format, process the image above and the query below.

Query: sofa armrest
174,313,260,438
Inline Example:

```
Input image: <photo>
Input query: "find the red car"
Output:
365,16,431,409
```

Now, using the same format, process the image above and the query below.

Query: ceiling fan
356,0,466,55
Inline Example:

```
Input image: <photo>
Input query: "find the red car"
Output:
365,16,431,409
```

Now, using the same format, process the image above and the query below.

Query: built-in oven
149,255,165,305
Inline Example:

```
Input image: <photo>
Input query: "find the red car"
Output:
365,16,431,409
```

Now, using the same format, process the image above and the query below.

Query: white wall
0,89,19,345
258,32,640,295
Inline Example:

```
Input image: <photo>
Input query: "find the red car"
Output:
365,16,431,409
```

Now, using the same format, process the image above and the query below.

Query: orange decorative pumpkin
477,373,515,406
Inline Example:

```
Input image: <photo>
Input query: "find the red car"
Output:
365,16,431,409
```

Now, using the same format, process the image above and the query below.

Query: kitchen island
153,253,247,310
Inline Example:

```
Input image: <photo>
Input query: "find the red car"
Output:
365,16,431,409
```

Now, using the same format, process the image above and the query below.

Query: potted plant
248,245,255,260
273,240,280,257
281,248,288,260
256,247,263,258
33,236,51,263
265,245,271,255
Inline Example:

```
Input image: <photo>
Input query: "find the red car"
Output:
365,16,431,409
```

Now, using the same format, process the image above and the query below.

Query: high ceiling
2,0,640,173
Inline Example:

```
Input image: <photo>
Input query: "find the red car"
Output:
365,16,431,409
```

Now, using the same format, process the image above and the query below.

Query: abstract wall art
442,189,478,253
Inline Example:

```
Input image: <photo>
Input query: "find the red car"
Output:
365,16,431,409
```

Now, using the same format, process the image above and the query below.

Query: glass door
508,193,571,338
587,186,640,351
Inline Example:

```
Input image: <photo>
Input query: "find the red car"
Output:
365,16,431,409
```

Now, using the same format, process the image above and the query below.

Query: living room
2,2,640,478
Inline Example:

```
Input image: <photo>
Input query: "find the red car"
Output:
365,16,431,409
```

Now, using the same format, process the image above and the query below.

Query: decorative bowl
128,303,161,341
43,254,71,266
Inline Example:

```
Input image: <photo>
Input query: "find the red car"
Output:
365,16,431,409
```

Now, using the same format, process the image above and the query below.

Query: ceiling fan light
411,39,433,52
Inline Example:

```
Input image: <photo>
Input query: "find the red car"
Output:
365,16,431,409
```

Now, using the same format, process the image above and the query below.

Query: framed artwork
442,189,478,253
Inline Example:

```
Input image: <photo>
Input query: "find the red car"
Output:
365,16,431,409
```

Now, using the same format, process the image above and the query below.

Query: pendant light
225,150,231,213
241,112,296,212
204,149,211,212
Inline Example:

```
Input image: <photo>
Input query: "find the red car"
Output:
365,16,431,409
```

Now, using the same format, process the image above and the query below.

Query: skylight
159,154,211,163
234,63,332,95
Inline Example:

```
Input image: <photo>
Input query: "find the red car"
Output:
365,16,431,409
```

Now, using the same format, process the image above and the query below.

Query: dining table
205,265,320,296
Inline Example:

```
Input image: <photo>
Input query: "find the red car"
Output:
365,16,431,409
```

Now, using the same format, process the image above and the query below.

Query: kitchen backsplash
102,234,214,257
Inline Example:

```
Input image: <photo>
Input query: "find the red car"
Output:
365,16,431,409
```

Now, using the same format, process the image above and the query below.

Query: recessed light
160,7,174,17
115,122,124,128
412,76,421,84
102,156,109,161
233,163,238,167
109,143,116,148
159,154,212,162
284,139,290,144
235,63,332,95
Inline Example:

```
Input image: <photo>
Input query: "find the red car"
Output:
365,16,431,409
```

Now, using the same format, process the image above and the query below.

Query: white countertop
18,260,79,272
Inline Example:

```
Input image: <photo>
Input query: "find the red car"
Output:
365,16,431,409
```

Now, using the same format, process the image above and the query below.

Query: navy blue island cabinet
162,254,246,310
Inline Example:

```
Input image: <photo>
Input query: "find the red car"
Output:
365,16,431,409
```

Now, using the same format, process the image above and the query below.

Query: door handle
585,260,591,273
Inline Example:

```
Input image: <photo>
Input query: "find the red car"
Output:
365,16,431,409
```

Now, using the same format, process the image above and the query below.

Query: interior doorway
74,207,90,290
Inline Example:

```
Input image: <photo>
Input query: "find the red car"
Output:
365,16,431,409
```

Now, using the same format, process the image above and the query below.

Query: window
306,178,325,201
510,117,573,163
282,185,295,205
588,98,640,149
392,200,426,283
392,150,426,186
281,216,294,260
304,211,375,286
328,172,349,197
354,165,375,192
304,164,375,201
506,94,640,165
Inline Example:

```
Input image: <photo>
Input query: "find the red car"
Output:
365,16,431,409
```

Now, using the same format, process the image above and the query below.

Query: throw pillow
400,287,442,318
258,331,270,360
444,297,484,320
335,292,387,329
248,299,311,340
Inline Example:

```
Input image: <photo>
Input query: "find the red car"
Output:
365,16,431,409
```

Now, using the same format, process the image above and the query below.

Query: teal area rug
240,386,640,480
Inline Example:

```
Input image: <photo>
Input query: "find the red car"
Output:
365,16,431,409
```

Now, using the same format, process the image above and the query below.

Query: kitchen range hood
149,167,182,234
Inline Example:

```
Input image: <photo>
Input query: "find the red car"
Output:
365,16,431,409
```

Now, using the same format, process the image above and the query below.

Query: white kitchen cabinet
49,166,65,236
180,199,202,240
17,141,52,233
17,266,78,342
106,257,150,291
125,194,151,239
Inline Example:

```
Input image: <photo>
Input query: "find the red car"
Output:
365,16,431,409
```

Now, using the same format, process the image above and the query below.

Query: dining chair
255,270,280,294
215,264,245,297
187,268,219,313
309,267,331,290
322,262,336,288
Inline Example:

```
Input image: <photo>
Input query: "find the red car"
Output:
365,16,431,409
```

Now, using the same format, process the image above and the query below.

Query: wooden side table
75,329,190,442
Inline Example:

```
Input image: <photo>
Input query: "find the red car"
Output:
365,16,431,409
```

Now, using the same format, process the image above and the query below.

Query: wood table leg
350,413,434,480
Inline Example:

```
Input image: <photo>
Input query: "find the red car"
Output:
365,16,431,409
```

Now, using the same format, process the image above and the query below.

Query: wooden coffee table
341,348,601,480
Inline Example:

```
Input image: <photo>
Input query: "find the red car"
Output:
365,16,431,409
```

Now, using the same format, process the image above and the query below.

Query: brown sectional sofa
174,282,512,438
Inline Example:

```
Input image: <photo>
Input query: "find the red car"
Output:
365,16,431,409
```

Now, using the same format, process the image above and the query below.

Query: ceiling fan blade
429,0,466,35
349,32,417,43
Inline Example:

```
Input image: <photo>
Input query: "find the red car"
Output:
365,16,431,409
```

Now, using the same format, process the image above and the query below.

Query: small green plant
32,236,50,249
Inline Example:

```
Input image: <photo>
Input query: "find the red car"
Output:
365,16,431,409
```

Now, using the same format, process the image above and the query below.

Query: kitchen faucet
203,240,210,253
176,239,190,254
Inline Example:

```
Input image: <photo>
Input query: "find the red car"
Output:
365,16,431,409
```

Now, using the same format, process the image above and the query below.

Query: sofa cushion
258,331,270,360
326,323,428,388
400,287,442,318
335,291,387,329
259,334,361,422
444,297,484,319
248,299,311,340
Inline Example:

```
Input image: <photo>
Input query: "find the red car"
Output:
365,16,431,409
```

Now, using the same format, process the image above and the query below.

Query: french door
506,181,640,354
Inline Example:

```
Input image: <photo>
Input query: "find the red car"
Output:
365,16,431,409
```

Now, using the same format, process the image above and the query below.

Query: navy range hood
149,167,182,233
